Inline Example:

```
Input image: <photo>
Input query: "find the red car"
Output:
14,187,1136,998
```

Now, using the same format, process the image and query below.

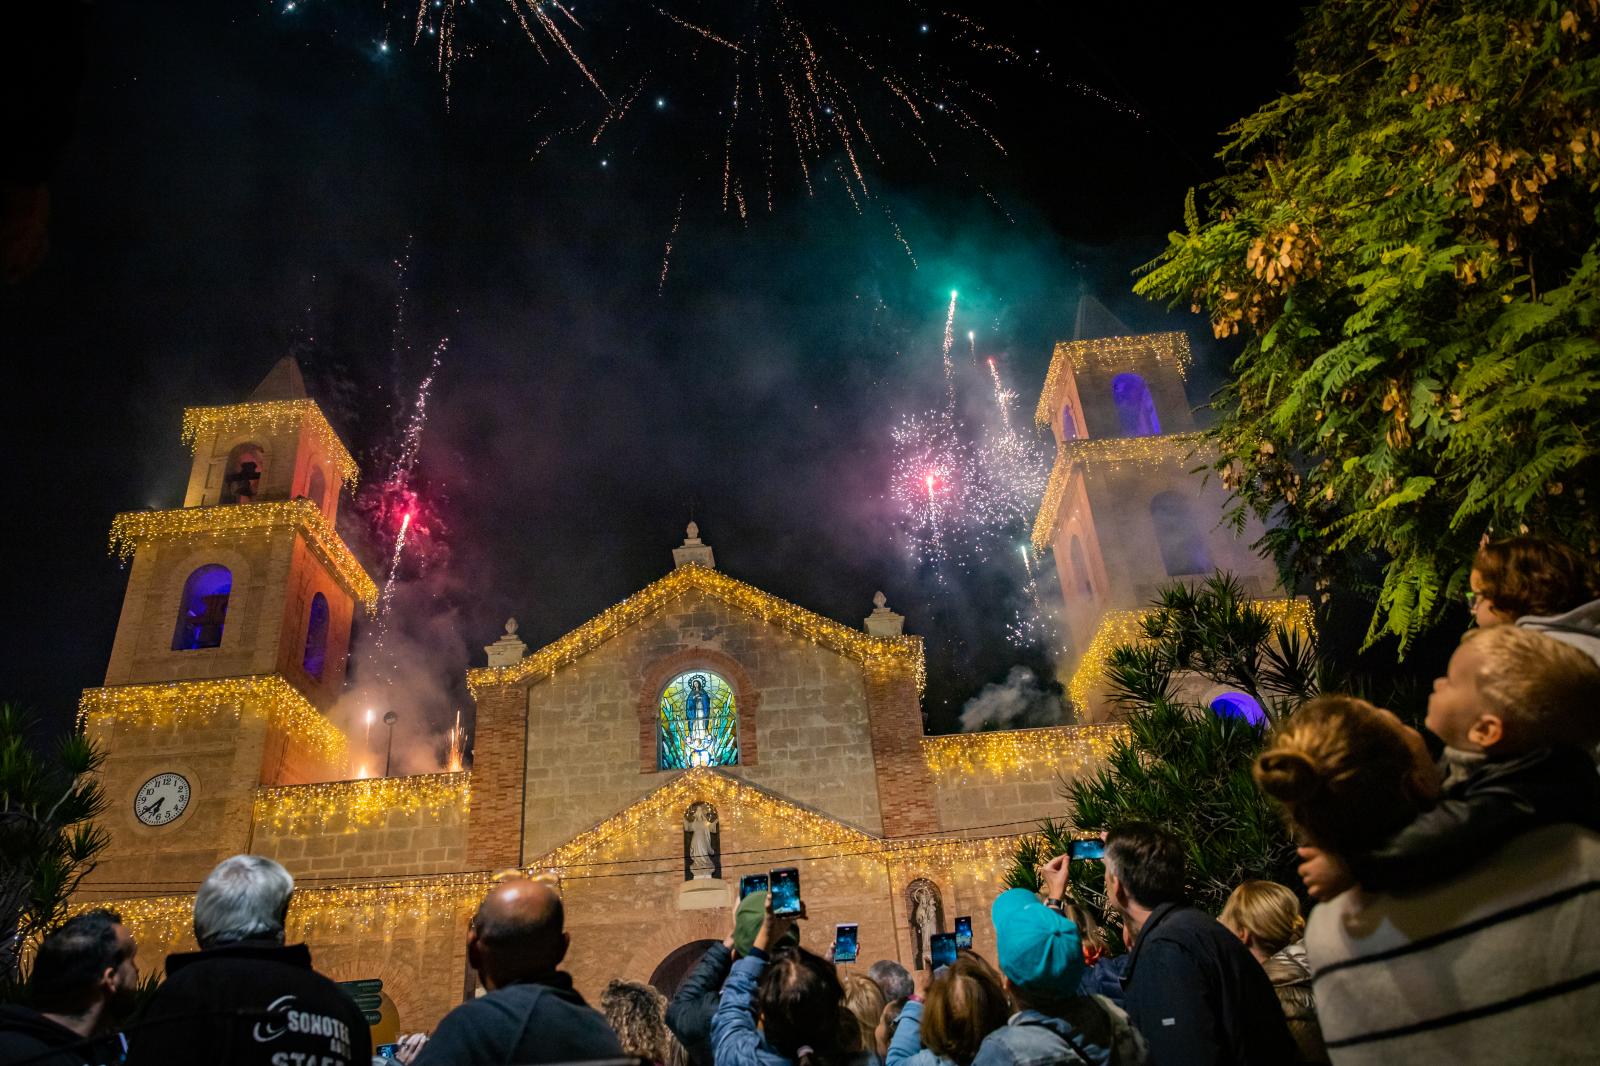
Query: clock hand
140,796,167,818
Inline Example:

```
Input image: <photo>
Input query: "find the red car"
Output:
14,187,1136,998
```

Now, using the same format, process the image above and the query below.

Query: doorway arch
648,939,722,998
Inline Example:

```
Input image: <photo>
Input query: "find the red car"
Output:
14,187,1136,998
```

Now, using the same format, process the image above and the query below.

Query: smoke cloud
958,665,1064,732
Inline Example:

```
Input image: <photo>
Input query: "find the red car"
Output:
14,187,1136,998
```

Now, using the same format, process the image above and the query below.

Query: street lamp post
383,710,399,777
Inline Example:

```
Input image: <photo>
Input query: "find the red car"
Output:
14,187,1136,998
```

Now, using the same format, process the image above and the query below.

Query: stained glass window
658,670,739,770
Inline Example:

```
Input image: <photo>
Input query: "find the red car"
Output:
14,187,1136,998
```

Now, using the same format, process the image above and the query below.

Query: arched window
658,671,739,769
1150,491,1214,576
1068,536,1094,599
1060,405,1079,441
172,565,232,650
1211,692,1266,727
1111,373,1161,436
224,443,265,504
302,593,330,679
305,466,327,515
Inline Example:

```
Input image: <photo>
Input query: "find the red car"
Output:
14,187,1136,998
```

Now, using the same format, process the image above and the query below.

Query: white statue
685,802,718,880
911,882,940,968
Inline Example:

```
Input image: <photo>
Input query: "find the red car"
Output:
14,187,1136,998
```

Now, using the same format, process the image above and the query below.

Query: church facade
75,322,1280,1037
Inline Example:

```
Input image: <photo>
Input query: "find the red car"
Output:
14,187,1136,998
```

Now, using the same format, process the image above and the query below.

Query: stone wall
519,588,886,858
252,773,470,879
921,727,1125,835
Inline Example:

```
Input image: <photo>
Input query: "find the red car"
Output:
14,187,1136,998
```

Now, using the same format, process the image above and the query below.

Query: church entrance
649,939,721,997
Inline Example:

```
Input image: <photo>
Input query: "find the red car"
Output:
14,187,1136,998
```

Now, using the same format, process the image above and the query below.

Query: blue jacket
712,951,800,1066
886,999,954,1066
1077,955,1130,1009
667,941,733,1066
972,1004,1147,1066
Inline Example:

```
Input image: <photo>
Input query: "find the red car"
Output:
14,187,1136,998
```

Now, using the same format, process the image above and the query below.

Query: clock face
134,773,191,827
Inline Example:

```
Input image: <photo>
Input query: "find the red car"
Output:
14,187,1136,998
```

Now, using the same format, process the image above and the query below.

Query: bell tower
80,357,377,891
1031,304,1279,720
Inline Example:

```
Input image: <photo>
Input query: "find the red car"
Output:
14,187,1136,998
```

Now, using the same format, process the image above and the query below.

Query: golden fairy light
181,399,359,487
921,726,1129,782
108,498,379,613
1031,433,1206,551
468,563,925,695
79,675,350,770
253,771,470,834
1032,332,1194,428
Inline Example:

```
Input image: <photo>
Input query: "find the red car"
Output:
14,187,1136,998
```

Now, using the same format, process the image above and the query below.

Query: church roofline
181,398,359,489
1032,332,1193,428
466,563,925,695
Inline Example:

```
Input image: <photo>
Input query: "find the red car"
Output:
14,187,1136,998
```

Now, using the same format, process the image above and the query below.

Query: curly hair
1254,695,1438,854
599,979,673,1063
1473,536,1596,619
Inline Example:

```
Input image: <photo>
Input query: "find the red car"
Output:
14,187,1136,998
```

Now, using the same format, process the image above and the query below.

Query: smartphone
769,867,802,917
1068,838,1106,861
954,915,972,950
833,923,859,964
739,873,769,899
930,932,957,969
376,1046,400,1061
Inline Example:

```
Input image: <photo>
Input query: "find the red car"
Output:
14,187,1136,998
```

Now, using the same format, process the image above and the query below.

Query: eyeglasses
1465,590,1485,609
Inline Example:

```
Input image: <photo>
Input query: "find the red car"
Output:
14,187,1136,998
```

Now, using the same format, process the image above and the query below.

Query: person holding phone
667,890,798,1066
710,888,870,1066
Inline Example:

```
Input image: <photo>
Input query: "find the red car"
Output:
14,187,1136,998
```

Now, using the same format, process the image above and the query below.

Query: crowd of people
3,535,1598,1066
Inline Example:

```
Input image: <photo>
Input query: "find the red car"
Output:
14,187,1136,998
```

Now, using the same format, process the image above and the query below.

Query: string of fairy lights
1066,598,1316,713
921,726,1130,782
180,399,360,488
108,498,379,613
1031,433,1206,551
1031,332,1193,428
79,675,350,770
468,563,926,695
254,771,471,834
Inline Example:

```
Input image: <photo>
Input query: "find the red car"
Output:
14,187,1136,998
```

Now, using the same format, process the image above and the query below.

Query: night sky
3,1,1305,761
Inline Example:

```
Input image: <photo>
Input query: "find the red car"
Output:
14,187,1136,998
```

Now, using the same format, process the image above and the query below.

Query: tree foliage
1135,0,1600,651
1006,577,1318,927
1,705,109,989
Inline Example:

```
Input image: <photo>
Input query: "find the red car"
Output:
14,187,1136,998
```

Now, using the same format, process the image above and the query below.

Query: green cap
733,890,799,956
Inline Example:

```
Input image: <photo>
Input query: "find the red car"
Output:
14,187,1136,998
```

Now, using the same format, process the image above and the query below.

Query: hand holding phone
832,923,859,964
954,915,972,950
930,932,957,969
1068,838,1106,861
769,867,802,917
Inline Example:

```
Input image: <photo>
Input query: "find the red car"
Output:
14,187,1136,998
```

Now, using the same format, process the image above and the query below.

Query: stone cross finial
485,616,529,667
865,590,905,636
673,521,716,570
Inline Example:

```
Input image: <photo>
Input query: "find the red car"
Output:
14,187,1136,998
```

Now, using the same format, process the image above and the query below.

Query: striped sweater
1304,823,1600,1064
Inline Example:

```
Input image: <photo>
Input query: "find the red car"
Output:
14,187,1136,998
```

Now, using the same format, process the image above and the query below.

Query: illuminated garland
254,772,470,834
921,726,1130,782
181,399,359,488
468,564,925,695
1067,598,1316,714
109,498,378,613
79,675,350,771
1030,433,1206,551
1032,332,1193,428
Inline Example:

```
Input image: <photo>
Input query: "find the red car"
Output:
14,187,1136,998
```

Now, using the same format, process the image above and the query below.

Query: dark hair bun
1254,749,1321,803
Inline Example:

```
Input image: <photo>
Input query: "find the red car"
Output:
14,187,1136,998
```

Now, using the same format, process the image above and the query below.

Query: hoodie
1519,597,1600,669
970,1003,1146,1066
0,1003,120,1066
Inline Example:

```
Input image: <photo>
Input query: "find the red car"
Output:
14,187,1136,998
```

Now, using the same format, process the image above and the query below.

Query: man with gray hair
127,855,370,1065
867,959,913,1003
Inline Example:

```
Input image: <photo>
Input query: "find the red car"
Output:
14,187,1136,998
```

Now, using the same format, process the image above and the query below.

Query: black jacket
665,942,732,1066
124,940,370,1066
0,1004,120,1066
1353,744,1600,891
411,970,622,1066
1120,903,1297,1066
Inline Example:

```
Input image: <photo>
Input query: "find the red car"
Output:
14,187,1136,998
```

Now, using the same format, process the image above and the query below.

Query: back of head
758,947,845,1064
841,973,885,1052
1220,881,1304,956
1104,822,1186,909
922,955,1010,1066
599,979,671,1062
866,958,913,1002
1254,695,1435,853
1474,536,1596,618
472,879,566,986
30,910,127,1013
1461,625,1600,750
194,855,294,949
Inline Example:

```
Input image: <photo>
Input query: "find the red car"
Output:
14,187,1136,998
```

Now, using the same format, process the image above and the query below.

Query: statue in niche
683,801,721,881
908,879,944,970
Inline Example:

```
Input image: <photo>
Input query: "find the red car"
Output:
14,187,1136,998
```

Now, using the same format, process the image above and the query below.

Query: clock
134,773,191,827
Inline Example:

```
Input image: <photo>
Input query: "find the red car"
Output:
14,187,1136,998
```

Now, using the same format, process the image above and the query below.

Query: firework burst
890,410,972,577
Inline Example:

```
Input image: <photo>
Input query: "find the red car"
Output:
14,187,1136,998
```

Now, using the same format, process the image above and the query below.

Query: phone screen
769,867,802,916
1068,838,1106,861
833,923,859,963
930,932,957,969
739,873,769,899
954,915,972,949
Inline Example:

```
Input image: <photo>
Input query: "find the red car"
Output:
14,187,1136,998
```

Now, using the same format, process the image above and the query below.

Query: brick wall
863,663,939,837
466,682,527,870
